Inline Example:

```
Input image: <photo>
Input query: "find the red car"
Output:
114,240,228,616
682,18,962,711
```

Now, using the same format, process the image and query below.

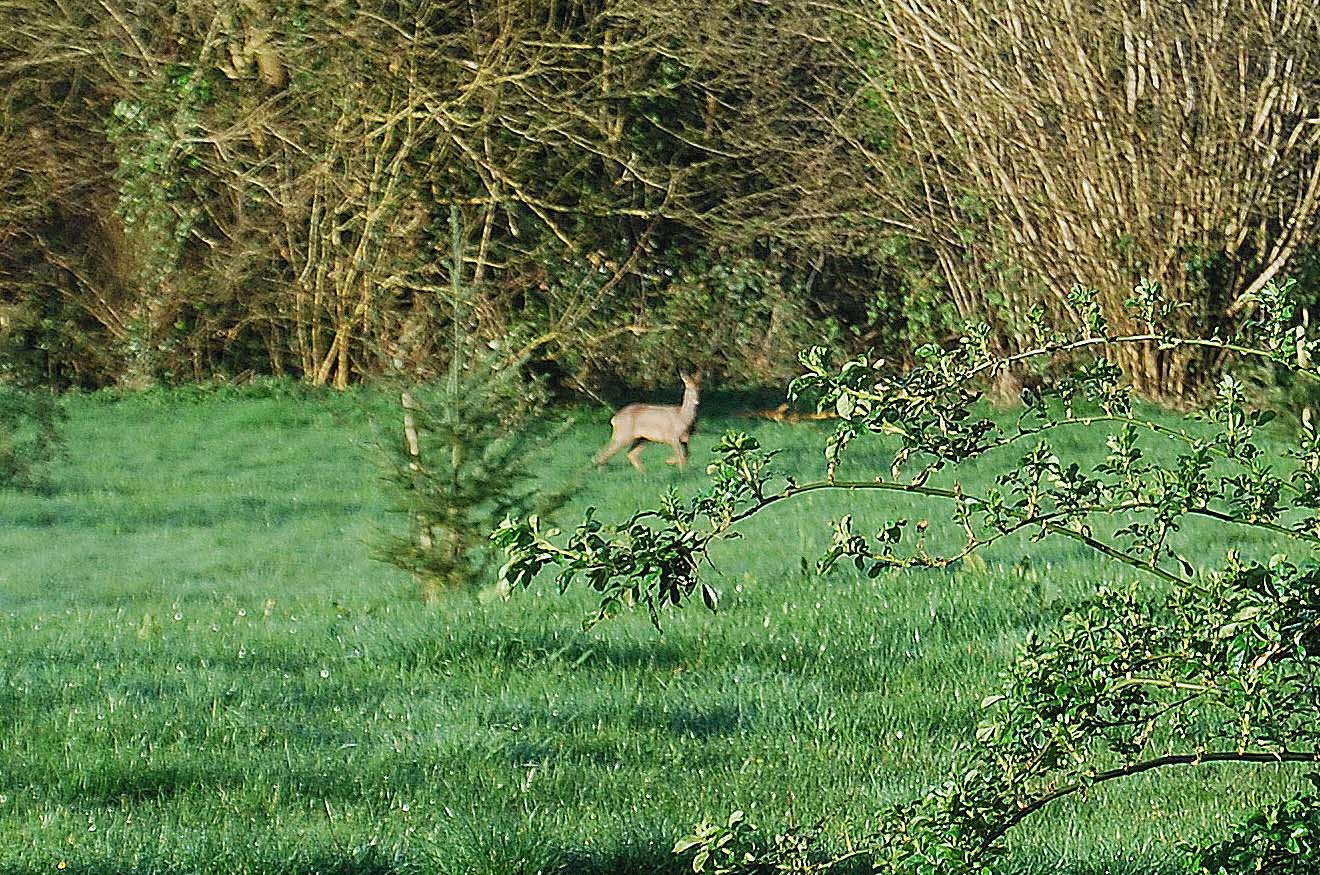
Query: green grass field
0,385,1309,874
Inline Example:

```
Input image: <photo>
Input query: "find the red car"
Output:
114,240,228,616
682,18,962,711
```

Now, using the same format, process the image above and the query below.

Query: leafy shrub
378,361,568,600
1185,774,1320,874
380,207,574,599
497,278,1320,871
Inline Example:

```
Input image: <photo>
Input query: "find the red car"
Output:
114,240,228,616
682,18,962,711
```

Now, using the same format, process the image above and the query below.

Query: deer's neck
680,387,700,425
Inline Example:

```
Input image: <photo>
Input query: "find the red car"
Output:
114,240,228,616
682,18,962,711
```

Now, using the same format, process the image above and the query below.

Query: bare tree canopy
2,0,1319,401
842,0,1320,399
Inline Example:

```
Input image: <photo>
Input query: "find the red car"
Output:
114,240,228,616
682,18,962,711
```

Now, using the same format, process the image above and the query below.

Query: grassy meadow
0,384,1310,874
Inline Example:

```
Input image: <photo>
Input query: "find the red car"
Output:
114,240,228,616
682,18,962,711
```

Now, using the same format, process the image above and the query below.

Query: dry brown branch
837,0,1320,400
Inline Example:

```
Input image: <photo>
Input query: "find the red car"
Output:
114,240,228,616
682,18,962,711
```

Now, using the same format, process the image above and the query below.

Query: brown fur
595,373,702,472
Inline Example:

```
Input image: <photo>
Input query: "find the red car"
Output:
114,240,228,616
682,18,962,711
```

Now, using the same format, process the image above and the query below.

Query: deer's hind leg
595,430,629,468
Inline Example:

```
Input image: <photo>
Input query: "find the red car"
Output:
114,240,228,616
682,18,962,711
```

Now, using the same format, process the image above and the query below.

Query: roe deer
595,372,702,472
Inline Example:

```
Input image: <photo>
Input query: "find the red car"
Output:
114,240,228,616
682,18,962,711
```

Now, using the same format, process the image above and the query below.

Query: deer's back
611,403,694,440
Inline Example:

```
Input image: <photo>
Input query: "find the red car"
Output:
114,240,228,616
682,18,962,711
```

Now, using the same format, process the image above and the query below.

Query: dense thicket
862,0,1320,401
0,0,908,392
2,0,1319,401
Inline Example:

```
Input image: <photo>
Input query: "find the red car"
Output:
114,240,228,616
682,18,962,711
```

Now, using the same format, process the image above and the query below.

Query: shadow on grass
439,829,692,875
652,701,747,738
488,846,1183,875
470,839,876,875
493,698,757,767
0,494,370,533
1005,858,1183,875
404,625,698,674
0,759,225,809
0,843,422,875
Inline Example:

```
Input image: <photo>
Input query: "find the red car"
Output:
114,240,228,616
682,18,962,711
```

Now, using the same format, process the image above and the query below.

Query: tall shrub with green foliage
380,368,556,600
496,277,1320,871
380,209,568,599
